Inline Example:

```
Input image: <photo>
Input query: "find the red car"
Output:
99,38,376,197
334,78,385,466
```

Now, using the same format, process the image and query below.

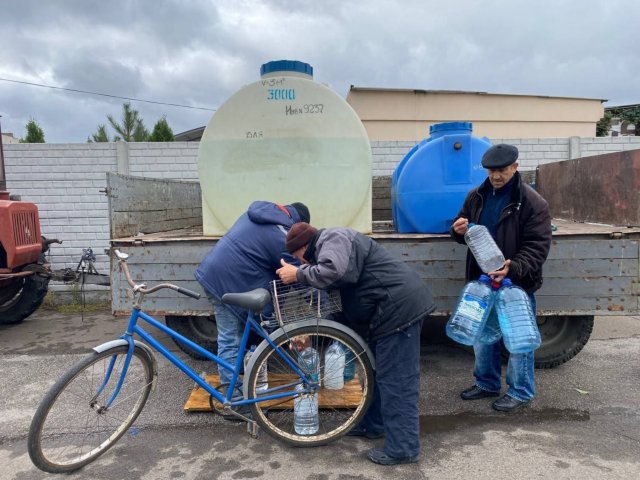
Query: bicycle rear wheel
247,323,374,447
28,345,155,473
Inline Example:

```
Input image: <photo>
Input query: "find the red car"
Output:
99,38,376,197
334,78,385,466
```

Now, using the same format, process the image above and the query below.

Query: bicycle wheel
28,345,155,473
247,323,374,447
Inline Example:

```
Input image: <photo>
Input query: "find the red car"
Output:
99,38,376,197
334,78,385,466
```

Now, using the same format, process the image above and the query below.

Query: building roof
348,86,607,103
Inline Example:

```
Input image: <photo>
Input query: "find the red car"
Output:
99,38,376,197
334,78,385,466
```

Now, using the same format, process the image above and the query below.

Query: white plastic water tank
197,60,372,235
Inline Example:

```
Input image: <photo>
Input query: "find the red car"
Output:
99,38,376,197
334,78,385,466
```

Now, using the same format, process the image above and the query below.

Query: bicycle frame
99,307,316,411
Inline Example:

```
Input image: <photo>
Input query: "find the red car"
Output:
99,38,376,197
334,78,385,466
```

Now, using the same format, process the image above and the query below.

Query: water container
198,60,372,235
495,279,541,353
299,346,320,383
244,345,268,393
323,342,345,390
446,275,494,345
294,383,319,434
343,349,356,381
464,223,506,273
392,122,491,233
477,279,503,345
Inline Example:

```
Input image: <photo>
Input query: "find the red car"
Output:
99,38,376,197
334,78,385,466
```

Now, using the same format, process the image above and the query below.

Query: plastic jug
294,383,319,434
446,275,494,346
495,279,541,353
343,349,356,381
477,279,503,345
244,345,268,392
299,346,320,383
464,223,506,273
323,342,346,390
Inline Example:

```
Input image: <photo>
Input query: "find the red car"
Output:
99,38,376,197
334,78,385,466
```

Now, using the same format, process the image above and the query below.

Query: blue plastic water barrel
391,122,492,233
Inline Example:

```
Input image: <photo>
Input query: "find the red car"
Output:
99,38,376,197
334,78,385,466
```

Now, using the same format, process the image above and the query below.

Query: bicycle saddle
222,288,271,312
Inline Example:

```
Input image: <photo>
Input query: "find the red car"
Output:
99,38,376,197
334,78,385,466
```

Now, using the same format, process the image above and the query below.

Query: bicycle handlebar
111,249,202,299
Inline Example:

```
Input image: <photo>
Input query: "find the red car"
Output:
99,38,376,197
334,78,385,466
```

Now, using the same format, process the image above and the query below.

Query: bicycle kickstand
247,420,260,439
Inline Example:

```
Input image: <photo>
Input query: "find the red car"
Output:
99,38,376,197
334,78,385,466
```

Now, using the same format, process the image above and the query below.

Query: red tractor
0,191,59,324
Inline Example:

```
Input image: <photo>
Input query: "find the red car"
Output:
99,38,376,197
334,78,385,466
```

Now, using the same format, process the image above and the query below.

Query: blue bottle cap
479,274,491,283
260,60,313,77
501,278,512,287
429,121,473,135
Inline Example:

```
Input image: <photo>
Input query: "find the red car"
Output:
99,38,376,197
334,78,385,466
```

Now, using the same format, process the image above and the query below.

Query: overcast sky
1,0,638,143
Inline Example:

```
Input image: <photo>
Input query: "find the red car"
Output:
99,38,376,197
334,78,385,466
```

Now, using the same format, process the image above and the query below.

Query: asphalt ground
1,308,639,480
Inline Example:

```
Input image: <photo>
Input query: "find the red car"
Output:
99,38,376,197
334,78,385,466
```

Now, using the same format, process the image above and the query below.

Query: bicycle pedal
247,421,260,438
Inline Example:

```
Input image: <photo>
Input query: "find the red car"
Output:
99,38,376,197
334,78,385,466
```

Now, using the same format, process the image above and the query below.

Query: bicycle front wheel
28,345,155,473
247,323,374,447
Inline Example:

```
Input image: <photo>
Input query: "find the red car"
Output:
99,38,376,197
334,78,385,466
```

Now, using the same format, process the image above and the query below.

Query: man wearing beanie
451,143,551,412
277,223,436,465
195,201,310,417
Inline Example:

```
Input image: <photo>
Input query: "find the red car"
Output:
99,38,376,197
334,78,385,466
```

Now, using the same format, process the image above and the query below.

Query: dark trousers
358,319,423,458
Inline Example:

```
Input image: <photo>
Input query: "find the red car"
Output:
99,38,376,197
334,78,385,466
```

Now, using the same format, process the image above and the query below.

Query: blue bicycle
27,249,375,474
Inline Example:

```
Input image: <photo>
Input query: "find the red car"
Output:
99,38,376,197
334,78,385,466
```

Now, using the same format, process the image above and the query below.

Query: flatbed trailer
108,173,640,368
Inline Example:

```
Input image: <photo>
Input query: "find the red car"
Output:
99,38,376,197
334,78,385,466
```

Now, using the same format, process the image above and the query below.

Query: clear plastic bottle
446,275,494,345
343,348,356,382
299,346,320,383
294,383,319,435
495,279,541,353
244,345,268,393
464,223,506,273
477,279,503,345
323,342,346,390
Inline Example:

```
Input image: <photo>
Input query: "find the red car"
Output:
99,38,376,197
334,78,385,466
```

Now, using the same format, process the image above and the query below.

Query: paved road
1,309,639,479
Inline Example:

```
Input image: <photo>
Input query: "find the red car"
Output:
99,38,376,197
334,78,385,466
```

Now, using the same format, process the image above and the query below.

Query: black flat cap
481,144,519,169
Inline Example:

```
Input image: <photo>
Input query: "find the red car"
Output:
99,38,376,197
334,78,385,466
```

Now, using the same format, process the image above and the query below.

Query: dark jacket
450,172,552,294
295,227,436,340
195,201,301,319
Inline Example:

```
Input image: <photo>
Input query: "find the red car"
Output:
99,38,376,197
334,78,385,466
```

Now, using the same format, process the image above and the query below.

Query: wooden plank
184,374,363,412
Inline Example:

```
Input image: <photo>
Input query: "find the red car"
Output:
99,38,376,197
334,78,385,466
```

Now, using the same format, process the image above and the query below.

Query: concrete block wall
4,143,116,293
4,136,640,293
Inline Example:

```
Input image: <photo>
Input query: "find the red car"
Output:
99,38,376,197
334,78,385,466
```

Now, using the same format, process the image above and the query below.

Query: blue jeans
211,299,244,389
473,295,537,402
357,319,423,458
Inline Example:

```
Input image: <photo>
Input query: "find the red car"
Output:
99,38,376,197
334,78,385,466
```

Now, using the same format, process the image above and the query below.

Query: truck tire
0,274,50,325
165,315,218,360
534,315,594,369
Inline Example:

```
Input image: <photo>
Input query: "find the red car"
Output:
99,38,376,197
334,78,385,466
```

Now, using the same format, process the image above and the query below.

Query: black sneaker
346,426,385,439
220,405,253,422
367,448,419,465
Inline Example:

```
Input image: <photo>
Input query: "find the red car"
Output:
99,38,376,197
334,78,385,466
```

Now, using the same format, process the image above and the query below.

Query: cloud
1,0,639,142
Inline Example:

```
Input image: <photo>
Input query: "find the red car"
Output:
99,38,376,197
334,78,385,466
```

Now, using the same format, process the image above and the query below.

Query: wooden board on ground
184,374,363,412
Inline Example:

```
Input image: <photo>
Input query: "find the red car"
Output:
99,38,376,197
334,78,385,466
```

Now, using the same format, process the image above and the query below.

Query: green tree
148,116,175,142
596,112,612,137
620,107,640,136
20,118,45,143
107,102,149,141
87,124,110,142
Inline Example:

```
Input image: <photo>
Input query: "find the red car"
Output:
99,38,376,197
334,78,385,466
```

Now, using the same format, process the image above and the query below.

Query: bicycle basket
270,280,342,326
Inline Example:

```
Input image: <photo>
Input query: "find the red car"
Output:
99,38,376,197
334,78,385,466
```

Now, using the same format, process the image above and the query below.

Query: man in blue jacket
195,201,310,399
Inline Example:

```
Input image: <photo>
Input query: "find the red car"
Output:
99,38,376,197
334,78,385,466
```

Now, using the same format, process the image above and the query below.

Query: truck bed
110,219,640,317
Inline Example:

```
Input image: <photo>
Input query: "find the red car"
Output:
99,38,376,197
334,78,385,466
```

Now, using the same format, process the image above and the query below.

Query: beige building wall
346,88,605,141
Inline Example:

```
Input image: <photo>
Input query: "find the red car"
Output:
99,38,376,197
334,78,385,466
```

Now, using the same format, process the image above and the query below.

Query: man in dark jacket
195,201,310,393
450,144,552,412
277,223,436,465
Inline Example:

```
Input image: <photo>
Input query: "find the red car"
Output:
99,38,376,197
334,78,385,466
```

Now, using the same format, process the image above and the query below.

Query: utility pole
0,115,6,192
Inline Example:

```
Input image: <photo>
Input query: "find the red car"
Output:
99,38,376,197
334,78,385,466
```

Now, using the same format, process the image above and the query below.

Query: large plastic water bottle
464,223,506,273
446,275,494,345
299,346,320,383
323,342,346,390
343,349,356,381
495,279,541,353
244,345,268,393
477,279,503,345
294,383,319,434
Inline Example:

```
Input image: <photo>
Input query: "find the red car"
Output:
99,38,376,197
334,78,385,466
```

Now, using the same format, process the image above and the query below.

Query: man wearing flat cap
450,143,552,412
194,201,310,418
277,223,435,465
